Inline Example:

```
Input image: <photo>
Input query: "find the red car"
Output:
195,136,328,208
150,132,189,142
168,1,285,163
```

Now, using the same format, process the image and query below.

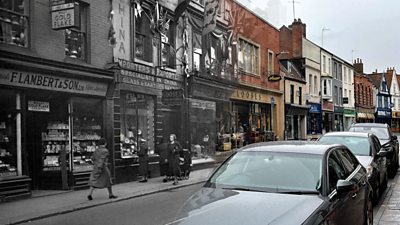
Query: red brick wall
231,1,281,91
354,73,374,108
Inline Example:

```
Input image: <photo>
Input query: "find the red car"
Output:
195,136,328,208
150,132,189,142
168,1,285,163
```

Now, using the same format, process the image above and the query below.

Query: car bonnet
169,187,323,225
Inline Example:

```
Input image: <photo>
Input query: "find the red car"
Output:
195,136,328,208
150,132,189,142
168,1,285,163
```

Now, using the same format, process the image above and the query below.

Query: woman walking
167,134,182,185
87,138,117,200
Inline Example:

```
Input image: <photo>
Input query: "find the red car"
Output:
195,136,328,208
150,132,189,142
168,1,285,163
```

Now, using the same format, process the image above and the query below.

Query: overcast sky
236,0,400,74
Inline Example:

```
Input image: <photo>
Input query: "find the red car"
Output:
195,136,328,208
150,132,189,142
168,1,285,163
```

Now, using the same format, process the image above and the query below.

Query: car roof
322,131,371,138
239,141,342,155
350,123,388,128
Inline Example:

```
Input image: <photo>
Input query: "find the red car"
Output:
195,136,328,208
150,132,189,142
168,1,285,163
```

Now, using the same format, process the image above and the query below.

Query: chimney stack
353,58,363,74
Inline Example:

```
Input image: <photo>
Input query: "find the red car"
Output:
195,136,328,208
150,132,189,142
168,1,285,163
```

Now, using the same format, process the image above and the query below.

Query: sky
236,0,400,74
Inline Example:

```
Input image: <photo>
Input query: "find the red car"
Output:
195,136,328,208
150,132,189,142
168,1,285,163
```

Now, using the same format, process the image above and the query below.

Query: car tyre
365,197,373,225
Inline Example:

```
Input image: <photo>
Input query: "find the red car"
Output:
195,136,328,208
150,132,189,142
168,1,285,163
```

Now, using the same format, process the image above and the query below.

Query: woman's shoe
87,195,93,201
109,195,118,199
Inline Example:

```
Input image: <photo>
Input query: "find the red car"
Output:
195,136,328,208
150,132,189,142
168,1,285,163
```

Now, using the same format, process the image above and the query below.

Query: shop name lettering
236,90,261,101
8,72,84,91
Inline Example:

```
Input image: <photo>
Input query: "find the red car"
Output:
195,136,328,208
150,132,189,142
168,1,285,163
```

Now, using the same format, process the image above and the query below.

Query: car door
371,135,386,184
325,149,364,225
337,148,367,225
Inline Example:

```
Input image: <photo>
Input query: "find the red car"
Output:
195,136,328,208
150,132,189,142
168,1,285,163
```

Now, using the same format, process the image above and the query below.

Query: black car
170,142,373,225
319,131,388,204
349,123,399,177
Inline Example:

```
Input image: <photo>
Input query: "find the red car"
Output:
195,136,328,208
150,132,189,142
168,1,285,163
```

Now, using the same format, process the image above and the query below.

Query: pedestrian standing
168,134,182,185
87,138,117,200
156,137,170,182
137,130,149,183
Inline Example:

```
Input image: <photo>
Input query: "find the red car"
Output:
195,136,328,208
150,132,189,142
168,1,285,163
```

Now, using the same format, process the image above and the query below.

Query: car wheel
364,198,373,225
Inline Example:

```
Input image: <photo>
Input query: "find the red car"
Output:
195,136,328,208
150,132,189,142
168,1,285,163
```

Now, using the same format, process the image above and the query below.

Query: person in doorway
137,130,149,183
156,136,170,182
168,134,182,185
87,138,117,200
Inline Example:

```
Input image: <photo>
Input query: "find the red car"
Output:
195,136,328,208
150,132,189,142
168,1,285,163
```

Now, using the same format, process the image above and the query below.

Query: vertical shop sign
113,0,131,60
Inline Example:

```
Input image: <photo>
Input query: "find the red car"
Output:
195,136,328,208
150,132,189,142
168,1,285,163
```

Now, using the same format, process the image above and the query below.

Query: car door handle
361,181,367,186
352,193,357,199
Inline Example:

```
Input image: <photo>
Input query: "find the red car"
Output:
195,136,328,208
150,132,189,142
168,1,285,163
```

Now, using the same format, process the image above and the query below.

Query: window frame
237,37,260,76
0,0,29,47
65,2,88,60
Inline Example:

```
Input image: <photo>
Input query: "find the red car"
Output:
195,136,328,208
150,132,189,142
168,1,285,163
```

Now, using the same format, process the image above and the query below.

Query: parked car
171,142,373,225
318,131,388,204
349,123,399,177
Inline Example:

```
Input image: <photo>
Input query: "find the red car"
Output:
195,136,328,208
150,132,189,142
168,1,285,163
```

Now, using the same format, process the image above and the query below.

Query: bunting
202,0,219,36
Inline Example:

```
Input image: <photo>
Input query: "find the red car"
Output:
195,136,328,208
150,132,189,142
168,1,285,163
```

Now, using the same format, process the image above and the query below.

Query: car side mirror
378,149,388,157
336,179,354,195
392,135,398,141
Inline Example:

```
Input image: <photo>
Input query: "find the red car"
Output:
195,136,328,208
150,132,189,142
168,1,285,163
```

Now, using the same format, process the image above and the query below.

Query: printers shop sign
0,69,108,96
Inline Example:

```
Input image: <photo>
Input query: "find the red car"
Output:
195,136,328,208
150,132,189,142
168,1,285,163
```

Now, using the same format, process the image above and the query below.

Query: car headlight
366,165,373,177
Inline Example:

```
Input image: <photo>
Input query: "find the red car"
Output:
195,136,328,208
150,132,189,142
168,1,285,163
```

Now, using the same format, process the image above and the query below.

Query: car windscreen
319,136,370,156
349,126,389,140
208,151,322,193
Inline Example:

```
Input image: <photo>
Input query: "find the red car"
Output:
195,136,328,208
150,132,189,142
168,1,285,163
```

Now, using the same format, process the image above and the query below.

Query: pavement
374,169,400,225
0,157,219,225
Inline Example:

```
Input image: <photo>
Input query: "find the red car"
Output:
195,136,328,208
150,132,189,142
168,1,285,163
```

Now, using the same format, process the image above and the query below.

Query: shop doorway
25,92,69,190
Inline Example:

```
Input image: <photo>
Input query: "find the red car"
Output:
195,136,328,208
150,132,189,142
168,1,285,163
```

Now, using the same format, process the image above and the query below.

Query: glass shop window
0,89,17,177
120,93,155,158
0,0,28,47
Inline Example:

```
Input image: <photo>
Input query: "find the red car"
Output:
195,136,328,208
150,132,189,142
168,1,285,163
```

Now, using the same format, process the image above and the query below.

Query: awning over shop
286,104,311,116
357,113,375,119
357,113,367,118
366,113,375,119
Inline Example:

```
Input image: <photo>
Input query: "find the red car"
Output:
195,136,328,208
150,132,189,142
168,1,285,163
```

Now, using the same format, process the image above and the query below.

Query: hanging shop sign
190,99,216,111
162,89,184,105
0,69,108,96
28,101,50,112
268,73,282,82
51,2,80,30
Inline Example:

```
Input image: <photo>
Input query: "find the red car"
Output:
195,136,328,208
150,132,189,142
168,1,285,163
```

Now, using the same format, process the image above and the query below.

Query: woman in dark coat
138,135,149,183
156,137,170,182
168,134,182,185
87,138,117,200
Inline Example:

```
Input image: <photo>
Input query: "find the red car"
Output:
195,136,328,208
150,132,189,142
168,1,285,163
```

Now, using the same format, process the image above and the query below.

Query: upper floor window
309,74,312,94
238,38,259,75
322,55,326,73
298,87,302,105
193,32,201,71
0,0,28,47
268,50,274,74
343,67,347,83
160,19,175,68
65,2,87,60
314,76,317,94
290,84,294,104
134,6,152,62
333,62,337,79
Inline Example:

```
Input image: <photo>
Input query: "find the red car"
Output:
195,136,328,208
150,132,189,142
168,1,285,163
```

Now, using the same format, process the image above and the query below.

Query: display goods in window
41,121,69,171
0,120,17,176
72,116,102,172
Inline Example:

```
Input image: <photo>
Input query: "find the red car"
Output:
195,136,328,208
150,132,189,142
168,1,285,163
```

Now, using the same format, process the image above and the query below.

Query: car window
319,136,370,156
328,151,347,193
337,148,358,175
350,126,389,140
371,136,381,155
209,151,322,192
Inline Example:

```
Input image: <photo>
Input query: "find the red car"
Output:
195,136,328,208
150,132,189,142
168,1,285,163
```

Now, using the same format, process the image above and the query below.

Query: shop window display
0,113,17,176
41,121,69,171
120,93,155,159
71,97,103,172
0,90,17,177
